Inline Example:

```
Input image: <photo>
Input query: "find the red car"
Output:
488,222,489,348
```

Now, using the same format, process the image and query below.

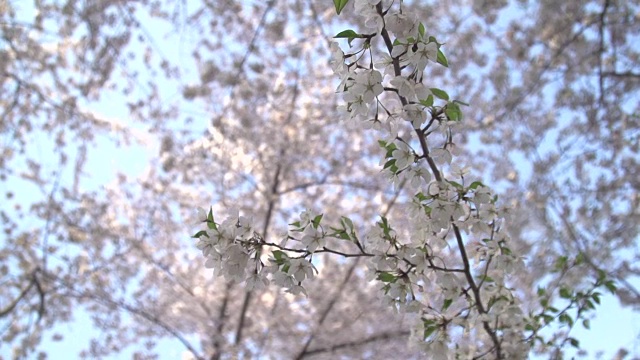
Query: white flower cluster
329,1,529,358
192,208,317,295
190,1,563,358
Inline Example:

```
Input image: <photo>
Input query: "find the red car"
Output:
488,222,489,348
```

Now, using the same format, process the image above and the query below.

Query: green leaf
446,180,463,189
559,313,573,327
192,230,209,239
340,216,354,231
312,214,324,228
469,181,485,190
383,159,396,170
328,228,351,241
289,220,301,228
444,103,462,121
537,287,546,297
334,29,359,39
569,337,579,348
384,142,397,158
378,216,393,238
206,209,217,230
377,272,396,283
559,287,572,299
423,326,437,339
430,88,449,101
334,29,361,46
436,49,449,67
480,275,494,283
378,215,389,229
419,95,434,107
605,280,617,294
442,298,453,311
414,192,429,202
554,256,568,271
272,250,288,262
418,22,425,38
582,319,590,329
333,0,350,15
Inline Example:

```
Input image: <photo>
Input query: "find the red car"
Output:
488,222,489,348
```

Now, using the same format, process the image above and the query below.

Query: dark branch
302,330,411,357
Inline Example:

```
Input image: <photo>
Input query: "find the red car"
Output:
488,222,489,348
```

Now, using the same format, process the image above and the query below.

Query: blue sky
1,0,639,358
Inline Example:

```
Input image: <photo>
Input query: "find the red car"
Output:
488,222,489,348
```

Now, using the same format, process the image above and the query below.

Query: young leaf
273,250,286,260
537,287,546,297
469,181,485,190
383,159,396,170
554,256,568,271
377,272,396,283
192,230,208,239
446,180,463,189
334,29,359,39
419,94,434,107
430,88,449,101
328,228,351,241
333,0,350,15
444,103,461,121
436,49,449,67
569,337,579,348
605,280,617,294
312,214,323,228
289,220,301,228
423,325,437,339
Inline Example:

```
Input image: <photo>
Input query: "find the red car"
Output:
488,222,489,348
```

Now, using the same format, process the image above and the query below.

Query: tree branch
294,259,359,360
302,330,410,357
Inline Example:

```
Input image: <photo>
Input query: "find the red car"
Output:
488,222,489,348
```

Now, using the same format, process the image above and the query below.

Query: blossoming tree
192,0,620,358
1,0,637,359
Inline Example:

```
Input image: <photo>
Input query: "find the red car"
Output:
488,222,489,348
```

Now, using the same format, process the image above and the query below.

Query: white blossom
402,103,427,128
408,41,438,71
351,70,384,103
391,142,415,170
385,12,418,39
300,226,326,252
288,258,315,282
245,272,269,291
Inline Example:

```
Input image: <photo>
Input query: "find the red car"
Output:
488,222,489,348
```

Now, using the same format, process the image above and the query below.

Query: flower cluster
192,208,324,295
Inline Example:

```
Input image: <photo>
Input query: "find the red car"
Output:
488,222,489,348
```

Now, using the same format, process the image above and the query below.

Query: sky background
1,0,639,358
